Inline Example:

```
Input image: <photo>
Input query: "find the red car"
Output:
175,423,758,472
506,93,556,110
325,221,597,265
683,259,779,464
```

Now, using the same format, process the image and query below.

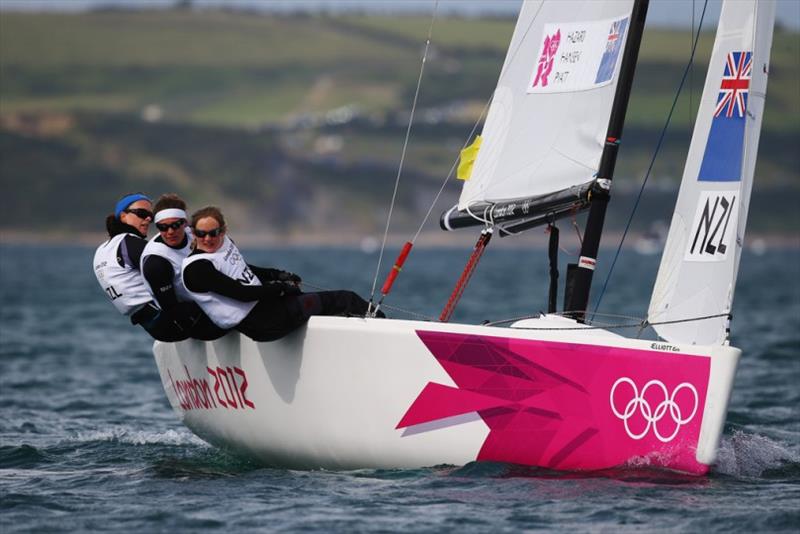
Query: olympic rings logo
609,378,699,443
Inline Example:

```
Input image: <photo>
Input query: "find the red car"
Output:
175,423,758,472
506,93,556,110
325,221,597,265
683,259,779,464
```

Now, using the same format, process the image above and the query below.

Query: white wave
71,427,208,447
714,430,800,477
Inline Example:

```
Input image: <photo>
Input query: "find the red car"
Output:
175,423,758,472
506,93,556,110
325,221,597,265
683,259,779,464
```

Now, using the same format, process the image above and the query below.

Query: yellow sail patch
457,135,482,181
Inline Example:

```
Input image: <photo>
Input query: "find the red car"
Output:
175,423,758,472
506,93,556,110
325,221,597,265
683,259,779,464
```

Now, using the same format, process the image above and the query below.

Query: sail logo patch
527,16,628,94
531,29,560,88
595,18,628,84
685,190,739,262
698,51,752,182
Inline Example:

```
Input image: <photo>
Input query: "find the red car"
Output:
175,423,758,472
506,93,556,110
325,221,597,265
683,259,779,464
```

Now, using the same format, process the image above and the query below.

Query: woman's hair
105,214,144,238
153,193,186,213
191,206,226,229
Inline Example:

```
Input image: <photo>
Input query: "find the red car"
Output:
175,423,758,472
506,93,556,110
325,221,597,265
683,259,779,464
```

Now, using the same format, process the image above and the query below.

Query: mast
564,0,650,320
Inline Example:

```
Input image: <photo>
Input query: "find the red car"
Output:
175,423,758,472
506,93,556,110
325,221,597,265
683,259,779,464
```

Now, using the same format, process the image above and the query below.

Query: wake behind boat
153,0,775,474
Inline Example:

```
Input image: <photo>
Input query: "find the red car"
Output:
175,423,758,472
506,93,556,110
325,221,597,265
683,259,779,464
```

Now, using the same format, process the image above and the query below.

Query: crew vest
93,233,152,315
181,236,261,329
141,230,193,302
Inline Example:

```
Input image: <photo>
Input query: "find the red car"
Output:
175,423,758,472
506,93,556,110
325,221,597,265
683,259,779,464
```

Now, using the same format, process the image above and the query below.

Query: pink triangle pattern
398,331,712,473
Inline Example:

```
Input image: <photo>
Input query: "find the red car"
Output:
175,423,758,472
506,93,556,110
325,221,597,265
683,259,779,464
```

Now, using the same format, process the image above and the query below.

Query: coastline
1,229,798,250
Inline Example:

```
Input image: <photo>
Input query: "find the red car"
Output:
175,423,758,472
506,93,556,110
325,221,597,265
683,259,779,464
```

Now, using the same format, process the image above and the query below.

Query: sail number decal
685,190,739,262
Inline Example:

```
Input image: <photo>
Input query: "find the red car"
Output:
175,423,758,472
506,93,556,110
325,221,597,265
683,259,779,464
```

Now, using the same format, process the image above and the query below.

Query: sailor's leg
139,311,190,342
313,290,375,317
236,300,293,342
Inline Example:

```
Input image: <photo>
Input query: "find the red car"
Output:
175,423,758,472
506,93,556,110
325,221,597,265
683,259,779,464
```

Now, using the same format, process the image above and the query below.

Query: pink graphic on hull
398,332,711,474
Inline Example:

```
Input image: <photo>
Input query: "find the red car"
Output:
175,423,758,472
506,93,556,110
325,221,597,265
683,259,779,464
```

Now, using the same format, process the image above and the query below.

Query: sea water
1,244,798,532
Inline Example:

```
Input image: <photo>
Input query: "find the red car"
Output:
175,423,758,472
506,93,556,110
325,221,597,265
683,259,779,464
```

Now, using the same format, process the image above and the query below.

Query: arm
118,235,146,270
249,264,302,284
184,260,289,302
142,255,180,310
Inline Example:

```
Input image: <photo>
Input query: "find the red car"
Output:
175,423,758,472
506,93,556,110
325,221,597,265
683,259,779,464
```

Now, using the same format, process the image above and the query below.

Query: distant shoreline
1,229,798,250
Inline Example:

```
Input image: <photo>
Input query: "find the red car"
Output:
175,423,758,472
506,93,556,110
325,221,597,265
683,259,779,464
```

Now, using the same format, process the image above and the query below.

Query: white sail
458,0,635,210
648,0,775,345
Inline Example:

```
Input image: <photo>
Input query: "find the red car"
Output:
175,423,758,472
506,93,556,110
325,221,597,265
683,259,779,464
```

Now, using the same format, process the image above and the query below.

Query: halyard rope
439,229,493,322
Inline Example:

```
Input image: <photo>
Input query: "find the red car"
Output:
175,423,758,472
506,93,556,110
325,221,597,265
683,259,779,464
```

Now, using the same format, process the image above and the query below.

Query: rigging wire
414,1,549,237
554,212,583,255
368,0,440,307
367,1,547,315
690,0,695,133
485,311,730,332
590,0,709,320
301,279,436,321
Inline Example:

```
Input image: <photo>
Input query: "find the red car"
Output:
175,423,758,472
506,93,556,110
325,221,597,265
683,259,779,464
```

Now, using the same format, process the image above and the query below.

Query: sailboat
153,0,775,474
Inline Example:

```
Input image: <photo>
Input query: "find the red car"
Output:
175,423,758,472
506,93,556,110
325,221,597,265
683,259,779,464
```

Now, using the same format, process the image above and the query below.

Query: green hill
1,9,798,238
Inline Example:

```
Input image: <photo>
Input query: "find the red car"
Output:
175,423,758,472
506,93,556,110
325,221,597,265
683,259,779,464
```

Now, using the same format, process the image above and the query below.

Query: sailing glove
277,271,302,284
258,282,301,299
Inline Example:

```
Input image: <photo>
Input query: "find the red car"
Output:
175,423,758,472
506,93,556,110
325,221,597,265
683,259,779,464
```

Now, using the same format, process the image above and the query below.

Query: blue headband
115,193,151,219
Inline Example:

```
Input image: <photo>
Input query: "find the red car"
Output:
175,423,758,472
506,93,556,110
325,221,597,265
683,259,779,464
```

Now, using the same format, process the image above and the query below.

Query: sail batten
454,0,637,212
648,0,775,346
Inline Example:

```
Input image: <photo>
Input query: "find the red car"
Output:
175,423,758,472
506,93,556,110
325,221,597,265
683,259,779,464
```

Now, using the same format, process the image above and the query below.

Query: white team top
141,229,193,302
181,236,261,329
93,233,152,316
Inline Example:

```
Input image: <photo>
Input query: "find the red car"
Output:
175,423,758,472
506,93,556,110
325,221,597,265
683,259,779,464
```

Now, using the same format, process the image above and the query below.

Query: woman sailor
181,206,377,342
92,193,190,341
140,194,227,341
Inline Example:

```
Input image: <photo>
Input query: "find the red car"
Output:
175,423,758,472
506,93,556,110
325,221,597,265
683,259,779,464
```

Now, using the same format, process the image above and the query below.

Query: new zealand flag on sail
594,18,628,84
698,51,752,181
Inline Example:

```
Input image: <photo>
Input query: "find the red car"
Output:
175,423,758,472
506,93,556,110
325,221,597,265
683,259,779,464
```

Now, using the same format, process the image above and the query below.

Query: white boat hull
153,316,740,474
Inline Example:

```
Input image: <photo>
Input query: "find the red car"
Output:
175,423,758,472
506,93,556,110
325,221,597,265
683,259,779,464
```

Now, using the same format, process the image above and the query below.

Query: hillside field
1,9,798,238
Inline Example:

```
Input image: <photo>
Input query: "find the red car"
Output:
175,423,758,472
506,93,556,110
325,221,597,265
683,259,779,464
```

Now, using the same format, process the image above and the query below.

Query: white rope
368,0,439,306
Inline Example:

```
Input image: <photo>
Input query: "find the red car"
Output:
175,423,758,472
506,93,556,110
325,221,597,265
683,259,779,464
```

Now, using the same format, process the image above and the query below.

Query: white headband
154,208,187,223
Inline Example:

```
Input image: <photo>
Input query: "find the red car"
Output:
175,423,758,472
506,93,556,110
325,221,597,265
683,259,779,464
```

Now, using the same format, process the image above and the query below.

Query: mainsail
648,0,775,345
452,0,636,224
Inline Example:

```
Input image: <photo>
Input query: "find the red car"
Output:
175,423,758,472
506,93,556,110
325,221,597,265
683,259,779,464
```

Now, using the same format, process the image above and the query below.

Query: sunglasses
194,227,224,238
156,219,186,232
124,208,154,220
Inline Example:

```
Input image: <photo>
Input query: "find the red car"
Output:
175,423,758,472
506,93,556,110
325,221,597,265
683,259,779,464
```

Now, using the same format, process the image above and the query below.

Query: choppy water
1,244,798,532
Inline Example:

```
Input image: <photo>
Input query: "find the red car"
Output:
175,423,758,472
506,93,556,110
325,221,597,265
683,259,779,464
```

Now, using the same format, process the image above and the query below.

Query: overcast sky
2,0,798,29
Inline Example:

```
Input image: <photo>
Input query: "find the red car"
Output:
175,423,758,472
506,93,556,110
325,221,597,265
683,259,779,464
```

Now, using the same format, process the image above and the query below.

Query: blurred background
1,0,798,246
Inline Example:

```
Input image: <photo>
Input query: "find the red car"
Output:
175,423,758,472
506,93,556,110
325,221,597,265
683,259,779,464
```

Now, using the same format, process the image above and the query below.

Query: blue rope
591,0,709,318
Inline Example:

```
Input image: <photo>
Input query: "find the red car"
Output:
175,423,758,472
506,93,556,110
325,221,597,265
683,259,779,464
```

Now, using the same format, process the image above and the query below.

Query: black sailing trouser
236,290,375,342
134,301,229,342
